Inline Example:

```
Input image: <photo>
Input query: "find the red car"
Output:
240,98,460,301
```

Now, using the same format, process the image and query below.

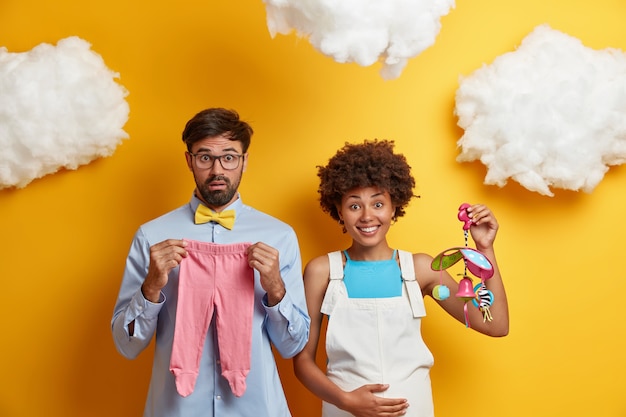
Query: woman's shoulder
401,251,437,275
398,250,434,263
304,253,332,276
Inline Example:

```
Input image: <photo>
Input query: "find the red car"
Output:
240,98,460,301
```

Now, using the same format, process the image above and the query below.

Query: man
111,108,310,417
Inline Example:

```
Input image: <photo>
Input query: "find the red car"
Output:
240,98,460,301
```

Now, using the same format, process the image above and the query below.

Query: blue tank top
343,250,403,298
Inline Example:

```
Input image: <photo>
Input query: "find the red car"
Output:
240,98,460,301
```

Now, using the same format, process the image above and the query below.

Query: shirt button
216,395,222,400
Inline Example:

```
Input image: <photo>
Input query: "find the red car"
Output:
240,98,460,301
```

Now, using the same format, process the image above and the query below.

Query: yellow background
1,0,625,416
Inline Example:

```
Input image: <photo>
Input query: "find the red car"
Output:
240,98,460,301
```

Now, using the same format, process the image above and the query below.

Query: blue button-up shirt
111,194,310,417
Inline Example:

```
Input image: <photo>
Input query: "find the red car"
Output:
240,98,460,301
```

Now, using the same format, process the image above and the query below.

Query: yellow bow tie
194,205,236,229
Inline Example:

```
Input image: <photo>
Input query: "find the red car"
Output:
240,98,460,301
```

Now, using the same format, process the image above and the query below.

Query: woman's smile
357,225,379,234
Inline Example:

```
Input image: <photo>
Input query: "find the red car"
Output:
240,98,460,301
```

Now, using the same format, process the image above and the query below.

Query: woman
293,140,509,417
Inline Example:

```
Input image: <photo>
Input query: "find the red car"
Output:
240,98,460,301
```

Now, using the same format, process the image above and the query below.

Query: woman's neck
345,242,393,261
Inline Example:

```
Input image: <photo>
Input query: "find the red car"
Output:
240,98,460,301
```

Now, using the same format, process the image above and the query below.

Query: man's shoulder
142,204,189,226
135,204,191,241
239,204,293,229
237,205,299,248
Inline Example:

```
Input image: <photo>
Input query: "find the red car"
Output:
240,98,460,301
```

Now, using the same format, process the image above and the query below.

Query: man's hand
247,242,286,306
141,239,188,302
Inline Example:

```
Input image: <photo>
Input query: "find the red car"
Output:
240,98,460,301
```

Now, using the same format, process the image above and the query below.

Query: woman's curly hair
317,139,417,222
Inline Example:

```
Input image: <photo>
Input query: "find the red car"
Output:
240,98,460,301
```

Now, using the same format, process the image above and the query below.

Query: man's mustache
206,175,230,185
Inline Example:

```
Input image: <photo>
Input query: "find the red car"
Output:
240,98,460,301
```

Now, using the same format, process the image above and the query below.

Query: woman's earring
338,219,346,234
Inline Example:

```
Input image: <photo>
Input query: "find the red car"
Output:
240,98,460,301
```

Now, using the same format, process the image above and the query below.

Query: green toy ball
432,284,450,301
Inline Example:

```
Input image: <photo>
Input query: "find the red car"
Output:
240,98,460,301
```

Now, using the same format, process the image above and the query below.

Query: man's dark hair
182,108,253,152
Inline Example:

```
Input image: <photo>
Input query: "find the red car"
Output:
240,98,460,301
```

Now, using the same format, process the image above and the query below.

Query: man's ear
185,151,193,171
242,153,249,172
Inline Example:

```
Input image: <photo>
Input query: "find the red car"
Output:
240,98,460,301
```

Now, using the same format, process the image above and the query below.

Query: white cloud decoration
263,0,455,80
0,36,129,190
455,24,626,196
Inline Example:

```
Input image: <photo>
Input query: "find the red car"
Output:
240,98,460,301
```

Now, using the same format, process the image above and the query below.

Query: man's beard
197,174,240,207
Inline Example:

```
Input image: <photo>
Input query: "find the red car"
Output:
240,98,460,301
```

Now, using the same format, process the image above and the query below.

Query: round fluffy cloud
264,0,455,80
0,36,129,189
455,24,626,196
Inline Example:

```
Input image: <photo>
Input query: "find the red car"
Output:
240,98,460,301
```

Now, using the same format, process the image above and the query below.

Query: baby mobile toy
430,203,495,328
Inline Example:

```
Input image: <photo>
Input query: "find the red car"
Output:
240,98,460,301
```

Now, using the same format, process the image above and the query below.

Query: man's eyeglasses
188,152,243,170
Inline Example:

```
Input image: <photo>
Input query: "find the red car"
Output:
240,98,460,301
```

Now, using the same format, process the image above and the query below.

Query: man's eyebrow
194,146,240,154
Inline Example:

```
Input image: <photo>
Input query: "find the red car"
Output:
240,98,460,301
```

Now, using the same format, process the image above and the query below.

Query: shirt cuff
263,292,293,321
128,288,165,321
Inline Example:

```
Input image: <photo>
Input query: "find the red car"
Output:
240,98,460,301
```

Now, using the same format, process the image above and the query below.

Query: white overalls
320,250,435,417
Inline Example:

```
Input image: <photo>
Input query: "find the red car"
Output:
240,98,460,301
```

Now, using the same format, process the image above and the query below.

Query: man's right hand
141,239,188,302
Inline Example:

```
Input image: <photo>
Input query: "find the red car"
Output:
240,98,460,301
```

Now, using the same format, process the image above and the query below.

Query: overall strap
398,250,426,318
328,251,344,280
320,251,344,315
